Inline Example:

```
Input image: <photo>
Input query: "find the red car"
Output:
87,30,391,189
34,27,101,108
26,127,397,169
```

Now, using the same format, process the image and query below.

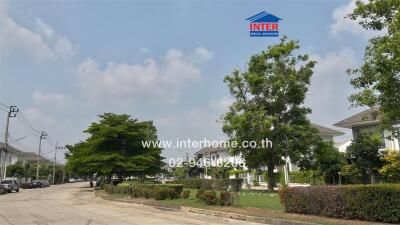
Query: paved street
0,183,260,225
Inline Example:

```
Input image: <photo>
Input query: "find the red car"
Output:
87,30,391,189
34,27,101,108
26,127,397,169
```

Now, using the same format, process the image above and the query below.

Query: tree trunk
267,163,275,191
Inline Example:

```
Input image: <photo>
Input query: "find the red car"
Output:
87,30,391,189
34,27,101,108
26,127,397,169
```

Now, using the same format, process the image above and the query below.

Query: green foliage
346,133,383,183
218,191,234,206
182,190,190,199
202,190,218,205
65,113,164,179
6,162,27,177
347,0,400,129
264,171,284,186
379,150,400,182
171,166,188,179
195,189,205,200
289,171,323,185
167,178,243,192
279,184,400,223
222,37,319,190
153,188,178,200
105,183,183,200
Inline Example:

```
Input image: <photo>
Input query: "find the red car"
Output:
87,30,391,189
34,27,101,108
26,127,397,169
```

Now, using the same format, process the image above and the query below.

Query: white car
69,178,76,183
0,179,20,193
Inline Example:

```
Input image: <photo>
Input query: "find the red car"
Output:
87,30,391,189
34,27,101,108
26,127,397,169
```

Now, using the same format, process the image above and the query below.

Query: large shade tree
223,37,320,190
348,0,400,132
66,113,164,181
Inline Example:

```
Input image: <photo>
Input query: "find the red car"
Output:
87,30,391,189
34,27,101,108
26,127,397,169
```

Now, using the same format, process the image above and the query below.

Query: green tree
347,0,400,131
66,113,164,181
6,161,27,177
315,142,345,184
379,150,400,182
171,166,188,179
346,133,383,183
298,141,345,184
223,37,318,191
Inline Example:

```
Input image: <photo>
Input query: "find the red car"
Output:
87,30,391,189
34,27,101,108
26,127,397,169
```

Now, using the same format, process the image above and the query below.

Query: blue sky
0,0,379,162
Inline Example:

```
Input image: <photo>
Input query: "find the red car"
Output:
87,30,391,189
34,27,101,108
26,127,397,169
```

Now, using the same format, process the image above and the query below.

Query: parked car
42,180,50,187
0,185,5,194
0,179,20,193
31,180,45,188
69,178,76,183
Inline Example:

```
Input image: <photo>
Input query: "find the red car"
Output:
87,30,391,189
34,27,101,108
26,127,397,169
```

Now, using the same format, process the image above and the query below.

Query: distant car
42,180,50,187
69,178,76,183
31,180,45,188
0,179,20,193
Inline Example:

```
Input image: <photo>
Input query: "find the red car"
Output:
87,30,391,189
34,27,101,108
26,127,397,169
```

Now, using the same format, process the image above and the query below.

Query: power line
18,111,41,134
16,115,40,137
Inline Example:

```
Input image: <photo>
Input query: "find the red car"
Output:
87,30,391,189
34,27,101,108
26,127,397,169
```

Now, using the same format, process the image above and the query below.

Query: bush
154,187,178,200
182,190,190,199
168,178,243,192
196,189,205,200
202,190,218,205
104,183,183,200
289,170,323,185
279,184,400,223
218,191,233,206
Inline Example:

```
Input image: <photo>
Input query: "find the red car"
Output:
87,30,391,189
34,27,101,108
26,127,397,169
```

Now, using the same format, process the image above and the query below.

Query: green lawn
158,188,284,211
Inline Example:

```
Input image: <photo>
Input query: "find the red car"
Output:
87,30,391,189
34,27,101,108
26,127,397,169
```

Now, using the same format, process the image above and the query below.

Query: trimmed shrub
182,190,190,199
196,189,205,200
279,184,400,223
202,190,218,205
218,191,233,206
154,187,178,200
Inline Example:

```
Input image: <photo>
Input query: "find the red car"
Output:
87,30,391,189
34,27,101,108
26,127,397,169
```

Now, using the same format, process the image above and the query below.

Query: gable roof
246,11,282,23
334,108,380,129
311,123,344,136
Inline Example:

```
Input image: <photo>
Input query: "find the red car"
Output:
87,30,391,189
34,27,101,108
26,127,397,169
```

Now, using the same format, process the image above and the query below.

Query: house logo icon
246,11,282,37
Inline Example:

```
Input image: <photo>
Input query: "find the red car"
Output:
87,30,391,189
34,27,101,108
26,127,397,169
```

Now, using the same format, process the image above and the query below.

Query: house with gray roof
334,108,400,150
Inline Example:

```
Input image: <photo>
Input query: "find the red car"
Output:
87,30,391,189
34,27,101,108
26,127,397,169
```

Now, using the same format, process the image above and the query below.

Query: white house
0,142,25,178
334,108,400,151
194,123,344,184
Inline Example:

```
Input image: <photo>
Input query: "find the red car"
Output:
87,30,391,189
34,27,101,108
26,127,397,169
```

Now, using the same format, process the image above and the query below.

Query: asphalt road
0,182,261,225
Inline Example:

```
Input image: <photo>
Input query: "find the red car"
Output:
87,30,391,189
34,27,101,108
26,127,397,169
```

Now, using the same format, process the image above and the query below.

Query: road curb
181,207,319,225
94,190,318,225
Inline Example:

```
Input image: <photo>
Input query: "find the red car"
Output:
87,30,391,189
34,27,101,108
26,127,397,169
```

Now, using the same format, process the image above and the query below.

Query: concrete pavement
0,182,262,225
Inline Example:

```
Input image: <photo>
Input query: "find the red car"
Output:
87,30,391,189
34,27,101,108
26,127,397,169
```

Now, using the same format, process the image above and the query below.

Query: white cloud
0,1,75,62
209,96,233,114
77,48,213,103
307,48,359,127
190,47,215,63
329,0,382,39
35,18,54,39
32,90,65,104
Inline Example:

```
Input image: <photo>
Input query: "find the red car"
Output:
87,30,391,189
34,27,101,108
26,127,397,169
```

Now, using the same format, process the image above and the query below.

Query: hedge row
196,190,234,206
279,184,400,223
103,183,183,200
167,178,243,192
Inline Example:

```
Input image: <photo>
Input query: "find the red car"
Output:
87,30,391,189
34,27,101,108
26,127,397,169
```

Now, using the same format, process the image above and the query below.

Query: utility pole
53,142,65,185
2,106,19,179
36,131,47,180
